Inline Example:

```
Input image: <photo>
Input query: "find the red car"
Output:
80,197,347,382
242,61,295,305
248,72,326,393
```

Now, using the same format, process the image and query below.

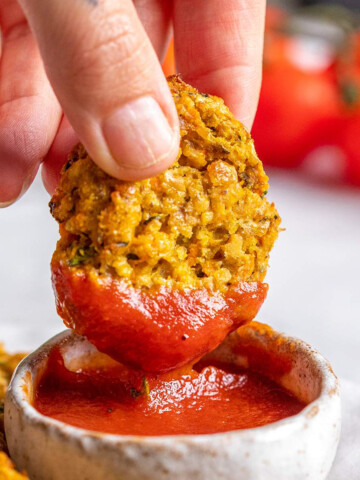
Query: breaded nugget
50,76,280,372
0,346,27,479
0,452,28,480
0,346,25,403
0,346,26,447
51,76,280,292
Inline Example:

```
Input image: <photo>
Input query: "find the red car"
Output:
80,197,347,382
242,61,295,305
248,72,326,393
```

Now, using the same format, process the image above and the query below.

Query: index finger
173,0,266,129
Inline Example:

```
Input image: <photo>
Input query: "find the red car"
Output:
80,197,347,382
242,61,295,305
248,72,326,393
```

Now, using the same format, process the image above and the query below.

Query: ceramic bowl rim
6,327,340,446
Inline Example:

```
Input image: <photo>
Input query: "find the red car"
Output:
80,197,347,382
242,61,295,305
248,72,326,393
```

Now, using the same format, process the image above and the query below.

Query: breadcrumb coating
0,346,28,479
51,76,280,292
0,453,28,480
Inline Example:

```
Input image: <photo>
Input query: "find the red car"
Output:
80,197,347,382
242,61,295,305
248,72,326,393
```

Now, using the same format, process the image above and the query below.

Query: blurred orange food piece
162,38,175,77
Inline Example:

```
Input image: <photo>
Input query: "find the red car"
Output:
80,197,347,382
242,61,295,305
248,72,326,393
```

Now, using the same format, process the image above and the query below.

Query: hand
0,0,266,206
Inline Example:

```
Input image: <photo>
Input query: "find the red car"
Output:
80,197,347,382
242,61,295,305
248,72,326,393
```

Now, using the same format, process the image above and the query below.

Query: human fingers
173,0,266,129
19,0,180,181
133,0,173,61
0,0,62,206
42,116,79,194
43,0,174,193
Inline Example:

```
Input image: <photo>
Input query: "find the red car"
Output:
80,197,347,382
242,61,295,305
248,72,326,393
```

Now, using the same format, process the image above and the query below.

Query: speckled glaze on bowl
5,324,341,480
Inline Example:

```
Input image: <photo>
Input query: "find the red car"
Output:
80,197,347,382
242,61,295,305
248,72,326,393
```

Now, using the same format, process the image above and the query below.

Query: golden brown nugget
49,76,281,373
51,76,280,292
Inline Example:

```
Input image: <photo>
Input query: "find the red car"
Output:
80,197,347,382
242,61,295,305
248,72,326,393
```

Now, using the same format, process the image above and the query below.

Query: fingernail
102,97,176,170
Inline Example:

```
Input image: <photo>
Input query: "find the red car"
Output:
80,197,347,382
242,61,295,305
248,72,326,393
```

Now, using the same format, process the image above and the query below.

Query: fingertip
0,94,61,204
84,95,180,181
0,159,40,207
42,117,79,194
0,123,42,206
41,162,60,195
90,119,180,182
43,99,181,187
0,173,22,207
184,67,261,131
174,0,265,131
105,138,180,182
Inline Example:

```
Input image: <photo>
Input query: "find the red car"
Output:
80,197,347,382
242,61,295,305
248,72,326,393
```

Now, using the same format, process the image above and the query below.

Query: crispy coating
51,76,280,292
0,453,28,480
0,346,28,479
0,346,26,451
0,346,25,403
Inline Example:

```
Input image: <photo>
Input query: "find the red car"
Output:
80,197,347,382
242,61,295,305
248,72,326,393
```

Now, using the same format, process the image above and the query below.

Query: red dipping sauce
34,347,305,436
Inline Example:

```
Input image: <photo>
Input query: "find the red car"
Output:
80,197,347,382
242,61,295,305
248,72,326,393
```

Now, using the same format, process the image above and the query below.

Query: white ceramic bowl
5,324,341,480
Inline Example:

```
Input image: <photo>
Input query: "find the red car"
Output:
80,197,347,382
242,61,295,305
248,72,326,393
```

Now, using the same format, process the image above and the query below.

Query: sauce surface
34,348,305,436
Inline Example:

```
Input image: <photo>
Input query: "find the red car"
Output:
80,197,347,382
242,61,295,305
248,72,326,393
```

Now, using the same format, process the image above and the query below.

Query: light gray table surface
1,168,359,477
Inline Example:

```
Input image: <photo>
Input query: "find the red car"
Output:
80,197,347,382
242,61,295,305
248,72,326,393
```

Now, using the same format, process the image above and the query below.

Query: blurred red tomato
340,115,360,185
252,63,340,167
253,6,360,183
265,5,287,31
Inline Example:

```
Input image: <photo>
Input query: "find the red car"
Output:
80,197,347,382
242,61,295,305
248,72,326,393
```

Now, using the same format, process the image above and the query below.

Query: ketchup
34,347,305,436
52,261,268,374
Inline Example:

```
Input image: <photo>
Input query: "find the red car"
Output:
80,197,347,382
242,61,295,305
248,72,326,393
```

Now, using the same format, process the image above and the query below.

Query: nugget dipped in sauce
50,76,281,373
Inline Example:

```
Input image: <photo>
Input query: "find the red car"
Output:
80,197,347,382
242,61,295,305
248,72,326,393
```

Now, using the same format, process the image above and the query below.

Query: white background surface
1,169,359,383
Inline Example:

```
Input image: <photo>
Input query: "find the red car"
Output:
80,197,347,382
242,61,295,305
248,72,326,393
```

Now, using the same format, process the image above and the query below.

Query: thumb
19,0,179,180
